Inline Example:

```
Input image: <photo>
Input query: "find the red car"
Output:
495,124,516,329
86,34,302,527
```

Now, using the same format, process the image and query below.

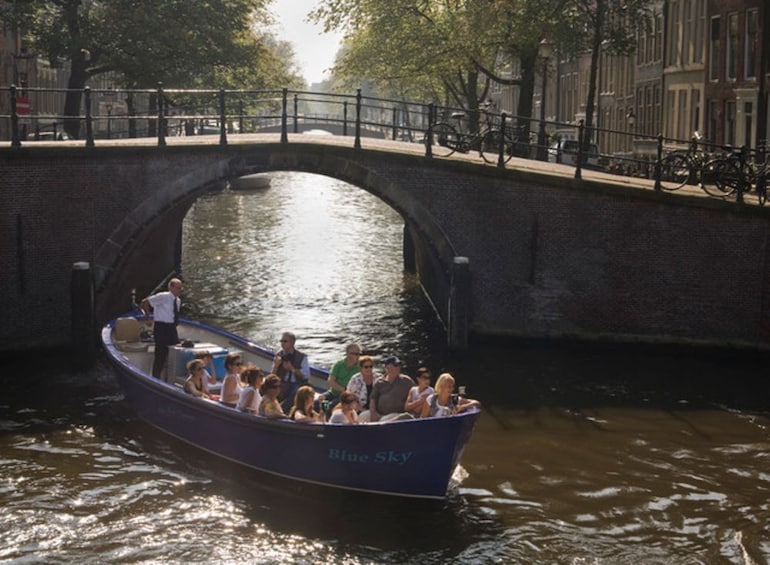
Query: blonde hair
434,373,455,394
186,359,205,374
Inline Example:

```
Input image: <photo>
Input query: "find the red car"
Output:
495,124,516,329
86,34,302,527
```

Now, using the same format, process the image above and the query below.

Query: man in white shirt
141,278,183,380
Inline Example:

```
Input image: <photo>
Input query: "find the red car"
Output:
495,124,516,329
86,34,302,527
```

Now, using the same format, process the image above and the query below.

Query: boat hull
102,318,479,499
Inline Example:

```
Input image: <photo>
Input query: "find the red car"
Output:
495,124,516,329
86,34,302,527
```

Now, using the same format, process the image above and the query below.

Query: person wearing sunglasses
321,343,362,411
346,355,378,421
404,367,434,417
271,331,310,412
220,353,244,407
183,359,210,399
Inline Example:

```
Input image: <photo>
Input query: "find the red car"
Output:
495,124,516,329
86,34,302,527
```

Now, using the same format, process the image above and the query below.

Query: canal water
1,172,769,563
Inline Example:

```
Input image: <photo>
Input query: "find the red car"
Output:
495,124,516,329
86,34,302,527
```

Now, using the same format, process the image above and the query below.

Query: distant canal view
1,171,769,563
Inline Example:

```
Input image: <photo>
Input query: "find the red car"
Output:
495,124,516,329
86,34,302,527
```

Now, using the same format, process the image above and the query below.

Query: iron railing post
157,82,166,147
219,88,227,146
497,112,507,168
425,103,434,158
736,146,747,204
84,87,95,147
653,133,664,191
392,106,398,140
574,119,584,180
293,94,299,133
343,101,348,136
280,88,288,144
354,89,362,149
10,85,21,148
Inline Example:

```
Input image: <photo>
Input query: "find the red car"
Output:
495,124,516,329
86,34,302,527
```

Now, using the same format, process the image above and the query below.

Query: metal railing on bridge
3,84,769,206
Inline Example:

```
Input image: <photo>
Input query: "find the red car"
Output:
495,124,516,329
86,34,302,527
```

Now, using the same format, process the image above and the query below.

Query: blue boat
101,316,480,499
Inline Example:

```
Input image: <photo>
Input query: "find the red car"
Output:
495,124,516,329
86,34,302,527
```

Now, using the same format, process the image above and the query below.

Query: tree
2,0,303,137
560,0,653,147
311,0,500,129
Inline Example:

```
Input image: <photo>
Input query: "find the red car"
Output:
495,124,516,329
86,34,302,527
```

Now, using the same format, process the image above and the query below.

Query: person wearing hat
369,356,415,422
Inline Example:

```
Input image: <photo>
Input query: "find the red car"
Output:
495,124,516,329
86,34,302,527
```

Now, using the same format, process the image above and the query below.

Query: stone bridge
3,133,770,353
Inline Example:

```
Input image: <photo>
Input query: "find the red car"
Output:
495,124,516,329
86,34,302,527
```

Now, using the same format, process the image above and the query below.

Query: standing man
324,343,362,409
140,278,183,380
271,331,310,412
369,356,415,422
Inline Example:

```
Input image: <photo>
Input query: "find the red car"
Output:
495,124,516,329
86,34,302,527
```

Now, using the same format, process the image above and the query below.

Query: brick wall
2,142,769,352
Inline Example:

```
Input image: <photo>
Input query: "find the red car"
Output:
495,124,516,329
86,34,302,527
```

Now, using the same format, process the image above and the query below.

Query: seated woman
258,374,286,419
184,359,210,399
404,366,434,417
329,391,358,424
289,385,325,423
220,353,244,407
420,373,480,418
237,365,264,414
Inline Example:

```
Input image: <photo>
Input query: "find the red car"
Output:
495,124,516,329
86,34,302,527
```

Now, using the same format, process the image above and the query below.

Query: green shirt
328,358,360,397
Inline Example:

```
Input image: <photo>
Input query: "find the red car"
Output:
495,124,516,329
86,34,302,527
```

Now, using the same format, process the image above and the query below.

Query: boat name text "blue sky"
328,448,413,465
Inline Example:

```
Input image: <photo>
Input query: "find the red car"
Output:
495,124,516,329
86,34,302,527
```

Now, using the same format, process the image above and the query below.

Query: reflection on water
1,172,769,563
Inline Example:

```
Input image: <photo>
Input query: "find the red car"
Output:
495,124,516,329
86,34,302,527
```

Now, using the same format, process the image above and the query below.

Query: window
669,1,680,66
726,13,738,80
691,90,700,136
744,102,753,148
746,9,758,79
693,0,705,64
709,16,720,81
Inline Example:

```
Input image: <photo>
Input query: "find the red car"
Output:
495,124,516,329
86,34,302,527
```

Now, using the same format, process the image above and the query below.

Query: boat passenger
329,391,359,424
347,355,377,421
184,359,210,399
289,385,325,423
321,343,362,410
404,367,434,417
271,331,310,413
220,353,244,407
369,356,415,422
193,350,218,395
237,365,264,414
258,374,286,419
420,373,480,418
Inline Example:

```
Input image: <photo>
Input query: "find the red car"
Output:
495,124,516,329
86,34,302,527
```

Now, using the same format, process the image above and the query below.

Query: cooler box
168,343,229,380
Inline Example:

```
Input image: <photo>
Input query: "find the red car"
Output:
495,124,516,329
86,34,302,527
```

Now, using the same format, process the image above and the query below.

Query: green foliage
310,0,499,110
1,0,304,90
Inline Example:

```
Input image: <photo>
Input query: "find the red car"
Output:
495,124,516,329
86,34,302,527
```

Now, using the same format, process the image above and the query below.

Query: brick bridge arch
3,136,770,352
96,142,461,341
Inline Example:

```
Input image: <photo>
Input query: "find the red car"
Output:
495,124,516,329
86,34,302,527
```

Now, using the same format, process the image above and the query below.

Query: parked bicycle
425,101,516,164
702,146,769,205
658,132,712,191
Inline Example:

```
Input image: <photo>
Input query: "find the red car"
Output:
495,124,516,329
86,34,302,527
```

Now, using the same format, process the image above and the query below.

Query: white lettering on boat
328,448,413,465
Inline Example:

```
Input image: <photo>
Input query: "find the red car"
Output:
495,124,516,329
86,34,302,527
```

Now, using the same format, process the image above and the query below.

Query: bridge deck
19,132,759,205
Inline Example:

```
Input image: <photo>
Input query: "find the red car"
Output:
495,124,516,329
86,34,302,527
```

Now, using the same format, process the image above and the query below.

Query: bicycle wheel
658,153,690,190
702,158,741,197
480,129,513,164
424,122,458,157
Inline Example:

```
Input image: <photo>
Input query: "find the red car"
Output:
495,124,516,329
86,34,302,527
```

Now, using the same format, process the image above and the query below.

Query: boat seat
115,317,141,342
